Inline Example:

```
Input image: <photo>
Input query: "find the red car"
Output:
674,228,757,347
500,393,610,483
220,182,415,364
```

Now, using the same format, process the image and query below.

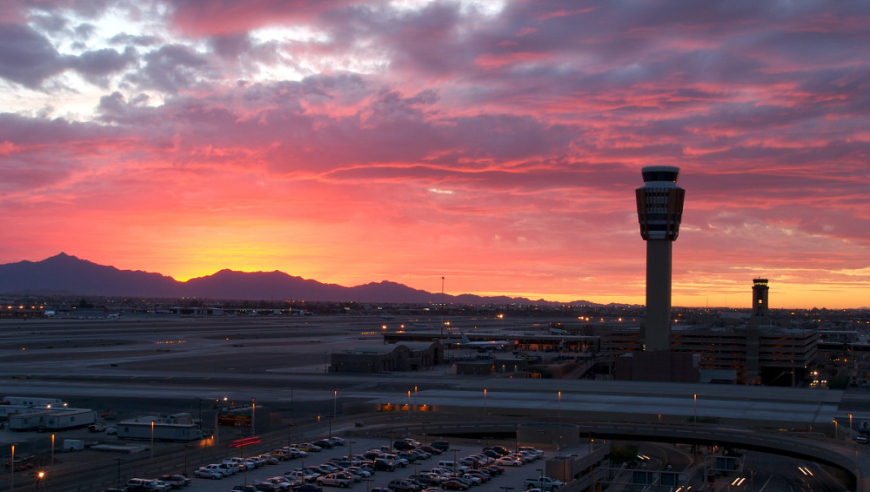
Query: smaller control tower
636,166,685,352
752,278,769,317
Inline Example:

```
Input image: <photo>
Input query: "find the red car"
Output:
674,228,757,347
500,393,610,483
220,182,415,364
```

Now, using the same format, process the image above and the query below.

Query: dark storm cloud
124,44,212,93
0,22,66,88
209,33,252,58
68,46,137,86
0,20,138,89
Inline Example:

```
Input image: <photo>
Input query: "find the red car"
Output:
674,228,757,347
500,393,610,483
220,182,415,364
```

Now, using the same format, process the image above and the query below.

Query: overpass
351,417,868,491
343,378,870,491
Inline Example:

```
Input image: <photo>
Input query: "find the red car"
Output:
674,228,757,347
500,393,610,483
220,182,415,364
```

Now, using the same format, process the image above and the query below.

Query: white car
248,456,267,467
317,473,353,488
495,456,522,467
194,467,223,479
220,460,240,474
205,464,232,477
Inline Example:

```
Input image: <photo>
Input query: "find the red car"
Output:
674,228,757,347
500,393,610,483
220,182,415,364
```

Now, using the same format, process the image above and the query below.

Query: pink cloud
0,0,867,308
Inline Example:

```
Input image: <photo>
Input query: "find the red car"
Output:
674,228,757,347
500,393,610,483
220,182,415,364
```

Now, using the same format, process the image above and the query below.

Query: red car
440,480,468,491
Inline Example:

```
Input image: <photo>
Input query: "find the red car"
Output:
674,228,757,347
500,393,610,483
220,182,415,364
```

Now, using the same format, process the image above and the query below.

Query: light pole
51,434,54,466
484,389,488,416
150,420,155,460
36,471,44,492
350,441,356,459
834,419,838,440
115,458,124,487
693,393,697,423
184,444,190,477
558,391,562,451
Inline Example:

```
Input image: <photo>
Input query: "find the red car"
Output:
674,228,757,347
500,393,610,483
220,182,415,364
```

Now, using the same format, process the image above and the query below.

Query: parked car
253,483,280,492
313,439,334,449
384,454,408,467
420,446,442,455
292,485,323,492
195,467,223,479
464,470,489,483
410,449,431,460
259,454,280,465
518,447,544,458
374,459,398,472
159,475,192,488
126,478,171,492
430,442,450,451
316,473,352,488
439,480,468,491
494,456,522,467
232,486,259,492
266,477,296,492
388,479,420,492
328,437,346,446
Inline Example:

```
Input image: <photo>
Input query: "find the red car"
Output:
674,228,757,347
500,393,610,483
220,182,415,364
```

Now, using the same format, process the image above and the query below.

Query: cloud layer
0,0,868,308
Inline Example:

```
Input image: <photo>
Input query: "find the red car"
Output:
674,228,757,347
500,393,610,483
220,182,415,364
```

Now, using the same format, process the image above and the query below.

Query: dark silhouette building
752,278,770,317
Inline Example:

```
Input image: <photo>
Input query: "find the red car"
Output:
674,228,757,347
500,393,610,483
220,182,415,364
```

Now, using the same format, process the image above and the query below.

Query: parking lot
176,436,544,492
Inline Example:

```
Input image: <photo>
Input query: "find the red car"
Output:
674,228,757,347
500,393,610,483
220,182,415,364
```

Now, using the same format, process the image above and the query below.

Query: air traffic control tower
636,166,685,352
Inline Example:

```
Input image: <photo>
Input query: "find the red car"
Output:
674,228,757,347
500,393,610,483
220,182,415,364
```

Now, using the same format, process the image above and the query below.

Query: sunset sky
1,1,868,309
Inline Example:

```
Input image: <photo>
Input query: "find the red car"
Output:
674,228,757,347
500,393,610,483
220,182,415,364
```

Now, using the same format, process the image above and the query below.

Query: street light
350,441,356,459
36,471,45,492
184,444,190,477
114,458,125,487
557,391,562,451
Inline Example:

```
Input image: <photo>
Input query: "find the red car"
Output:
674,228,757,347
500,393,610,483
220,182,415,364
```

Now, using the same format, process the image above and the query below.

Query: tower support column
645,240,672,352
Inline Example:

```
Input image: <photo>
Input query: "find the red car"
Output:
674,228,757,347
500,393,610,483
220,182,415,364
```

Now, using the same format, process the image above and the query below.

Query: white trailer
2,396,64,407
8,408,96,431
117,417,202,442
0,405,42,419
45,408,96,429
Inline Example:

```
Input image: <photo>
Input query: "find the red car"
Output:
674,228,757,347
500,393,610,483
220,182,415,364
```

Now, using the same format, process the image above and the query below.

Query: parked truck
524,476,563,491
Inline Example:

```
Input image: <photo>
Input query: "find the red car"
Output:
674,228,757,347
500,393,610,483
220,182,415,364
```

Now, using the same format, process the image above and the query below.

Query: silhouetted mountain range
0,253,597,306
